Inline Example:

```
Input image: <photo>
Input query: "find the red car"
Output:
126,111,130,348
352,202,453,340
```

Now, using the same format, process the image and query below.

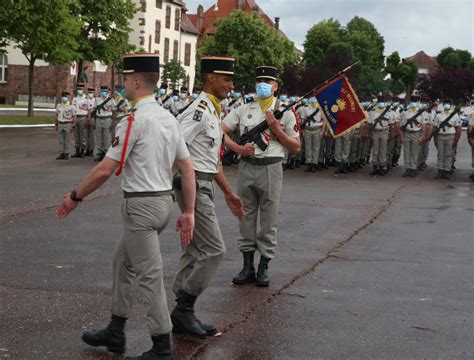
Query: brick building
188,0,288,45
407,50,439,75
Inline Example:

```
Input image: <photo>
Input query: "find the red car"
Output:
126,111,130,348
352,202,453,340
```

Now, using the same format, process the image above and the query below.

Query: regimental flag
314,75,367,137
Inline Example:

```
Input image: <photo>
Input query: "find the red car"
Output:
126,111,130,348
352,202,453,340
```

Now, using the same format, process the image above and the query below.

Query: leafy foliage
385,51,418,99
198,11,296,90
161,59,187,89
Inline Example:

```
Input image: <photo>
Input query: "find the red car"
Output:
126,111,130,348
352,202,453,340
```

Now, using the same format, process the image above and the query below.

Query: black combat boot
170,291,207,338
305,164,312,172
319,161,327,170
255,256,271,287
171,292,217,337
82,315,127,354
232,251,256,285
335,162,343,174
347,163,355,172
71,148,82,158
85,149,94,157
369,166,378,175
442,170,451,180
80,148,85,158
125,334,172,360
63,153,69,160
56,153,65,160
402,169,410,177
312,163,321,172
341,163,349,174
377,167,386,176
434,170,442,179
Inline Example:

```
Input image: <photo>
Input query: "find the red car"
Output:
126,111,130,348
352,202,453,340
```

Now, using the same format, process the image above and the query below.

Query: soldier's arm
174,156,196,247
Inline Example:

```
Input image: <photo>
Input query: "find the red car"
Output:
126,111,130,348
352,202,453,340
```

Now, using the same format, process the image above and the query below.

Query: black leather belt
124,190,173,198
195,171,217,181
241,157,282,166
58,121,72,124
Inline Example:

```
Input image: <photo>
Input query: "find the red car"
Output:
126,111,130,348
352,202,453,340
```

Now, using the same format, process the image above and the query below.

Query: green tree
343,16,386,95
74,0,138,83
385,52,418,102
161,59,186,89
303,19,344,66
0,0,82,116
198,10,296,89
437,47,472,69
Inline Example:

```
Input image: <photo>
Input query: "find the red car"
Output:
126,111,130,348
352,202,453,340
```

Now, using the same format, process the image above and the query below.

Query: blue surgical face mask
280,95,287,102
302,99,308,104
378,102,385,109
101,91,108,97
87,93,94,98
77,90,83,96
159,88,166,95
180,93,187,100
192,93,198,99
443,104,451,110
309,97,316,104
256,82,273,99
290,97,296,104
172,95,178,101
61,97,68,103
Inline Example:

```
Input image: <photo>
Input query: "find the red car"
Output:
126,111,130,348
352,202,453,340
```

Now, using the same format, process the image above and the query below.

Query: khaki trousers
237,160,283,259
74,115,87,151
173,179,225,297
95,117,112,154
435,134,455,171
304,127,322,164
403,131,421,170
371,129,389,167
111,196,173,336
57,122,71,154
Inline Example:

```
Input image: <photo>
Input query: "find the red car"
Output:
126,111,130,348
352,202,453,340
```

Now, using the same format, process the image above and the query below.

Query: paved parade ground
1,128,473,360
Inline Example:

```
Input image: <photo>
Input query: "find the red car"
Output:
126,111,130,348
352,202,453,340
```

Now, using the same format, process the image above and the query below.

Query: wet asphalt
0,128,473,360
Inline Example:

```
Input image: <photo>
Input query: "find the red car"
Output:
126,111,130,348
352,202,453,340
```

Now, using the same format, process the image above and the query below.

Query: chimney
197,5,204,31
274,17,280,31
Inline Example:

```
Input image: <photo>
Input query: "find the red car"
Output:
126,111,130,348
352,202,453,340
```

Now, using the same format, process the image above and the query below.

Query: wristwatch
70,190,83,202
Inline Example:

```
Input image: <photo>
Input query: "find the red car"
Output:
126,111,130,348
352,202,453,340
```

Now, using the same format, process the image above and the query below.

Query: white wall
130,0,197,90
5,44,50,67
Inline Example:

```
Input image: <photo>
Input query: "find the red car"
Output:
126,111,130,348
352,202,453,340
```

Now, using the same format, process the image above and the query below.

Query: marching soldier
54,92,76,160
156,83,169,106
417,101,433,171
301,97,324,172
112,85,131,139
171,56,244,338
71,83,89,158
94,86,116,162
85,87,96,156
171,88,190,116
368,101,391,175
427,101,462,180
222,65,301,287
58,53,196,360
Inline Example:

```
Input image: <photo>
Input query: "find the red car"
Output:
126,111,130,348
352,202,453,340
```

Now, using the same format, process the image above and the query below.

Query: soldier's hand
176,212,194,247
265,110,281,134
240,143,255,157
56,193,79,218
225,192,244,220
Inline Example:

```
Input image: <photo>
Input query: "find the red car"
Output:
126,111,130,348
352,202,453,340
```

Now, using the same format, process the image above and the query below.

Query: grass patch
0,104,27,108
0,116,55,125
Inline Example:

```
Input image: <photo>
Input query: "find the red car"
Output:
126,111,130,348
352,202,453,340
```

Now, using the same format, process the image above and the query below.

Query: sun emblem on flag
331,98,347,113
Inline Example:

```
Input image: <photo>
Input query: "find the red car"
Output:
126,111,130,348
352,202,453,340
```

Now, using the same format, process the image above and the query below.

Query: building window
155,20,161,44
164,38,170,63
175,9,180,31
173,40,179,60
140,0,146,12
155,0,162,9
139,17,145,26
184,43,191,66
165,6,171,29
139,36,145,46
0,53,7,83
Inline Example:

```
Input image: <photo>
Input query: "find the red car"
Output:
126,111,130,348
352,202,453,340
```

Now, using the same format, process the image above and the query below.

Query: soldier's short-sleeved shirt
302,104,324,128
87,97,96,111
388,109,401,124
106,96,190,192
72,95,90,116
172,99,190,116
223,96,299,158
400,109,424,132
368,108,391,130
94,96,116,117
56,103,76,122
432,110,461,135
177,92,221,174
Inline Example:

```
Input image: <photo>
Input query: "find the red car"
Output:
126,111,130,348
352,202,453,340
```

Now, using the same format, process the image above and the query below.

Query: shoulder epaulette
198,100,208,111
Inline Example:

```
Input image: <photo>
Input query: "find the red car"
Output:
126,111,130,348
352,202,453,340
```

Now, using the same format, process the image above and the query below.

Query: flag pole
274,61,359,119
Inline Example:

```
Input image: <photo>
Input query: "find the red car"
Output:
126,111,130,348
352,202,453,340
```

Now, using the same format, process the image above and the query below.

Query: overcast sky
184,0,473,58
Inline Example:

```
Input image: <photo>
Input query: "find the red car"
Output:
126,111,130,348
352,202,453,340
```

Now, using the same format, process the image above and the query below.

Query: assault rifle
434,107,461,134
228,94,242,108
91,96,113,119
400,104,434,131
300,107,320,130
371,106,391,129
115,98,126,112
177,100,194,115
